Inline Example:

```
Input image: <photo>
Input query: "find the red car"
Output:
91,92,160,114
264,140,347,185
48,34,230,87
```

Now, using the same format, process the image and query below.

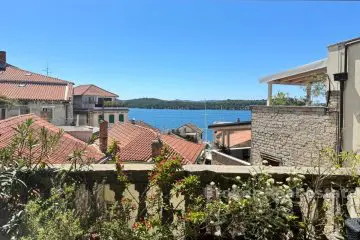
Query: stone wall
250,106,339,166
2,101,71,125
327,90,340,109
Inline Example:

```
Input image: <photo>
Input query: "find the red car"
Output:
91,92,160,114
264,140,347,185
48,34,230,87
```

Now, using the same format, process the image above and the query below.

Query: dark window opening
109,114,115,123
41,108,53,122
119,114,124,122
20,106,30,115
260,152,282,166
0,109,5,120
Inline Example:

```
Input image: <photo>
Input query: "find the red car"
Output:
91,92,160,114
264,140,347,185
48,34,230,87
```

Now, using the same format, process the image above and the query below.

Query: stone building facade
2,101,73,126
250,105,338,166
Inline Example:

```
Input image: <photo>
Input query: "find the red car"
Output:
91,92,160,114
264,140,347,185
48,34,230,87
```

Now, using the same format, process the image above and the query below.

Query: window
109,114,115,123
119,114,124,122
20,106,30,115
0,109,6,120
41,107,53,121
88,96,95,103
98,114,104,123
260,152,281,166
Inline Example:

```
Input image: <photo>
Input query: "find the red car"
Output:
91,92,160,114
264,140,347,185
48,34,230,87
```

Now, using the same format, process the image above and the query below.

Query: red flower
132,223,138,229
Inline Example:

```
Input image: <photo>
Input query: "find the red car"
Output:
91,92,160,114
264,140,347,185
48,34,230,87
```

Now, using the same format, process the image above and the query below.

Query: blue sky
1,0,359,100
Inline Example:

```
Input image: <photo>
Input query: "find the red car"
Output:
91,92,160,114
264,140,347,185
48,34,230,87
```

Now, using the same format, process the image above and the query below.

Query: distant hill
115,98,266,110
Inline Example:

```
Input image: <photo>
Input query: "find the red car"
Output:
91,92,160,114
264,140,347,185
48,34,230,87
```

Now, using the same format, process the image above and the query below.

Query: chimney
151,138,163,158
99,120,108,153
131,118,136,124
0,51,6,70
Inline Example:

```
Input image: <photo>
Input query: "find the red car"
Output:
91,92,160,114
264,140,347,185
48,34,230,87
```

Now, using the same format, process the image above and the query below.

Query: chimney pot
0,51,6,70
151,138,163,158
99,121,108,153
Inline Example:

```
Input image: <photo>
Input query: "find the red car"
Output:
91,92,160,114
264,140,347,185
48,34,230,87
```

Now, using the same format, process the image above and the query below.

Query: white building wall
90,110,129,127
343,43,360,152
328,41,360,153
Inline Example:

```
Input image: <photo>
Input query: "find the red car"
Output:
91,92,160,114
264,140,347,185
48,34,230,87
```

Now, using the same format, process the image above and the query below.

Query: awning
260,58,327,85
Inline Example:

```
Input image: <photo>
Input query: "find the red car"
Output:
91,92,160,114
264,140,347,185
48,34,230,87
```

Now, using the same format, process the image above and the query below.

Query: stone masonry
250,106,339,166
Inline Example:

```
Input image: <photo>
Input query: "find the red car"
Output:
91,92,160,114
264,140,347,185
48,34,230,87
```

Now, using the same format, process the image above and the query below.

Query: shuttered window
119,114,124,122
109,114,115,123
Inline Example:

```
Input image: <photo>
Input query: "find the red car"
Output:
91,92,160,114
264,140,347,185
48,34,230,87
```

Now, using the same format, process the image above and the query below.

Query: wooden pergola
260,59,327,106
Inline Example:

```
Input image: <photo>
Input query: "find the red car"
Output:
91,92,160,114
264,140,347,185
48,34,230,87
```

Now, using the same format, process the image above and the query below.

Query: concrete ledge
251,105,327,112
49,164,357,178
250,105,338,115
211,150,251,166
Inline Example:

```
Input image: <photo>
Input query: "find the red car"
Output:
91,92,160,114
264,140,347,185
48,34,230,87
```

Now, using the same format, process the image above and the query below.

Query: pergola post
222,132,225,146
306,84,311,106
267,83,272,106
227,131,231,148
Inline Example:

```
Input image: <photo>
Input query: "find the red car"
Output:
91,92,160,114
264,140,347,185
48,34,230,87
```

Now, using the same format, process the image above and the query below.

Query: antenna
42,62,52,76
204,99,208,142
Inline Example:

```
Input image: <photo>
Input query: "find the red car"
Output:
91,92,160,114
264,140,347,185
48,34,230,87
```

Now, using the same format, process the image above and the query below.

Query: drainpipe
339,46,346,152
334,39,360,152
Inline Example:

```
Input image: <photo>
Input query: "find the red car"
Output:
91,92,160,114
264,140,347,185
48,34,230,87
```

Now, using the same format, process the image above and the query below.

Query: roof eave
259,59,327,85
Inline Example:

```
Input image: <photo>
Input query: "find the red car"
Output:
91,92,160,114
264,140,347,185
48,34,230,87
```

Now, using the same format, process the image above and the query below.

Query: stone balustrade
2,164,360,239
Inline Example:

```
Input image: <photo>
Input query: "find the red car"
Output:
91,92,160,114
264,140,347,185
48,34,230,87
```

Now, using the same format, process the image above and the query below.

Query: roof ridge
184,123,202,132
85,84,93,94
131,122,160,136
89,84,119,97
74,84,118,97
5,64,73,85
161,133,204,146
160,133,205,163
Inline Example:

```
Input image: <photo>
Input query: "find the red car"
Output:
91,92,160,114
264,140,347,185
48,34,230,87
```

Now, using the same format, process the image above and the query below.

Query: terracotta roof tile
108,122,205,164
0,114,104,164
74,84,118,97
0,64,72,101
0,64,72,84
161,134,205,164
0,82,72,101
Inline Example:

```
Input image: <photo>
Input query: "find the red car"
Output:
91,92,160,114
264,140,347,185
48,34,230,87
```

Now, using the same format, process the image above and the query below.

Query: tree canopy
111,98,266,110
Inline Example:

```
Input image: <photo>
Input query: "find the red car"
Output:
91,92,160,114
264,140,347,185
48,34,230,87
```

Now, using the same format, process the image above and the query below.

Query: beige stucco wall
342,43,360,152
328,42,360,153
91,110,129,127
327,45,343,92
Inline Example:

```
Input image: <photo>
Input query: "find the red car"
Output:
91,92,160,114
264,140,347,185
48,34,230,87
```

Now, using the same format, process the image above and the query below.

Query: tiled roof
74,84,118,97
109,122,157,162
0,114,104,164
0,64,73,101
108,122,205,164
0,64,72,84
134,120,161,133
0,82,72,101
182,123,203,133
160,134,205,164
